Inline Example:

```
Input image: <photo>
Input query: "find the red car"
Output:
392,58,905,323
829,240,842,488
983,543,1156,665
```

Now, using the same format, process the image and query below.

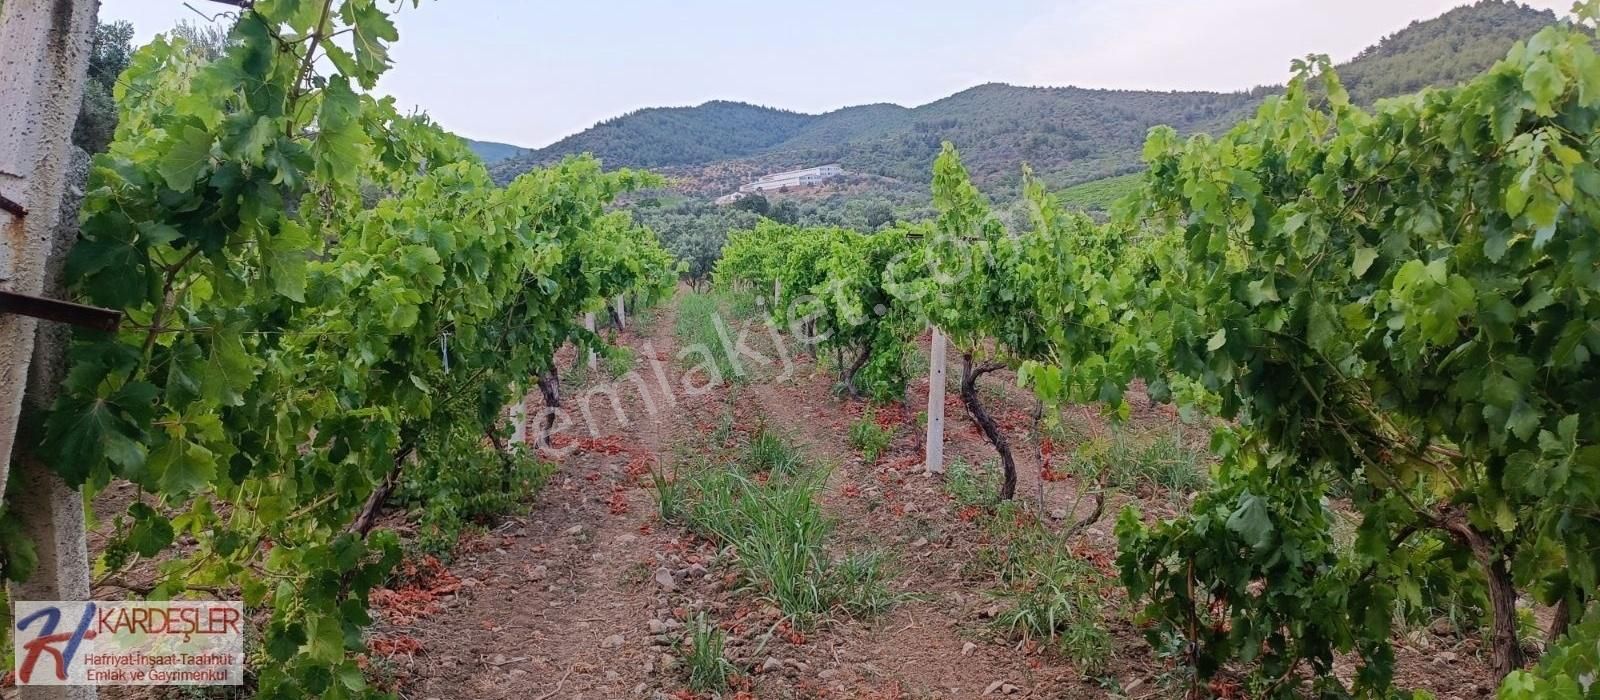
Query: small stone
760,656,784,674
591,552,605,562
1049,508,1068,521
961,641,977,656
663,618,683,630
654,567,677,591
819,668,842,680
601,634,625,649
648,619,668,634
509,669,528,678
1429,618,1453,636
1002,684,1020,695
617,533,638,545
687,563,708,577
529,565,548,581
565,525,585,536
978,604,1002,619
605,671,621,682
1434,651,1458,664
787,659,810,672
910,537,929,549
490,653,508,665
659,654,678,672
983,680,1006,696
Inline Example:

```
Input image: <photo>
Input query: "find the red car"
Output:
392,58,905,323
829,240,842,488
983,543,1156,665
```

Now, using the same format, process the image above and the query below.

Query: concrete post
923,327,947,475
0,3,102,697
584,312,598,371
12,149,94,700
0,0,100,504
614,294,626,329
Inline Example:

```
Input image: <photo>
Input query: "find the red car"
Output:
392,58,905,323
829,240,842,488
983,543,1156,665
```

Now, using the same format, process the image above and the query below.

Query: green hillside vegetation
465,138,530,163
498,100,813,174
1336,0,1558,103
1055,173,1142,213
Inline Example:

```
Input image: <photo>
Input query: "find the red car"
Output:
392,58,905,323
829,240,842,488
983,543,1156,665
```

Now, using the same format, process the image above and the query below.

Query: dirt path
390,301,699,699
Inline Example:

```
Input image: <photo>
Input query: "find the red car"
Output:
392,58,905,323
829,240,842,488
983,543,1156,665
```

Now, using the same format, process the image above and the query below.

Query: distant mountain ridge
465,138,530,164
490,1,1559,196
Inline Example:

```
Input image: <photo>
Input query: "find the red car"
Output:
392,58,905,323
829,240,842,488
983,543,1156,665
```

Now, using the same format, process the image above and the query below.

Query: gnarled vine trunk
960,353,1016,501
350,445,415,537
1441,515,1524,680
843,345,873,398
536,368,561,446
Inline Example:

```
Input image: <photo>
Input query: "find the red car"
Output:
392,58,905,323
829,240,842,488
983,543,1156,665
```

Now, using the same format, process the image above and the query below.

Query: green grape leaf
157,125,215,192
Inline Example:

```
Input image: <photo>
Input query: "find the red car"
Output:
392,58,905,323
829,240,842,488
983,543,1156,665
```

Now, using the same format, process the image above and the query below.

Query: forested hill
465,138,530,164
490,1,1557,193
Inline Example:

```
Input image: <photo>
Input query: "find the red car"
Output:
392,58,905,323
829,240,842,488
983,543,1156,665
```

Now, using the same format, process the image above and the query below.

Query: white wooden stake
584,312,598,370
508,389,527,446
615,294,626,329
772,278,781,308
924,326,947,475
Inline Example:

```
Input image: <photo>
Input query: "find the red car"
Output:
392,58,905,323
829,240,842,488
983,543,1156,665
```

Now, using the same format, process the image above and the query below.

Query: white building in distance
738,164,843,194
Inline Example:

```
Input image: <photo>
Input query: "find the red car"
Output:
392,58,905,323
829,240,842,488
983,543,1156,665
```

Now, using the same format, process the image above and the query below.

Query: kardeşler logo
13,601,244,686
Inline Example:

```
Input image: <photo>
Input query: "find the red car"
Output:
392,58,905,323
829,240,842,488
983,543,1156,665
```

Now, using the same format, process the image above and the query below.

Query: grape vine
10,2,675,696
708,6,1600,696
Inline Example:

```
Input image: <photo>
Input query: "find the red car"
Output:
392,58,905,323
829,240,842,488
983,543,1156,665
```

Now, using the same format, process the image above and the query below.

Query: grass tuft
744,426,803,475
1064,428,1208,496
847,411,893,464
944,458,1001,511
657,451,899,626
684,613,734,692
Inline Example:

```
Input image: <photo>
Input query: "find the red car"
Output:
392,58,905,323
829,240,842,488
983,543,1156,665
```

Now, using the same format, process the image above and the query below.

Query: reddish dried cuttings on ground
369,634,424,659
371,556,461,625
777,620,806,645
624,453,654,481
608,487,631,514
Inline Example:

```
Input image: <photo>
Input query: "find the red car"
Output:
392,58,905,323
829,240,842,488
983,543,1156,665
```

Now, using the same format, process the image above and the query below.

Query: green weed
988,516,1111,671
848,412,893,463
744,427,803,475
605,346,636,379
674,291,745,384
944,458,1001,511
401,437,555,557
1064,428,1208,496
711,406,737,446
657,454,898,626
685,613,734,692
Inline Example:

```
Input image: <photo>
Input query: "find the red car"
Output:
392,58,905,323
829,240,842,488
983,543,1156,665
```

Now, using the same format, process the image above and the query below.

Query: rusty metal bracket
0,290,120,332
0,193,26,218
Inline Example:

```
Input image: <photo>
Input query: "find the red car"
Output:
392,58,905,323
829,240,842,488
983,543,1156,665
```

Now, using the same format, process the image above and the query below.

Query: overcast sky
100,0,1568,148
